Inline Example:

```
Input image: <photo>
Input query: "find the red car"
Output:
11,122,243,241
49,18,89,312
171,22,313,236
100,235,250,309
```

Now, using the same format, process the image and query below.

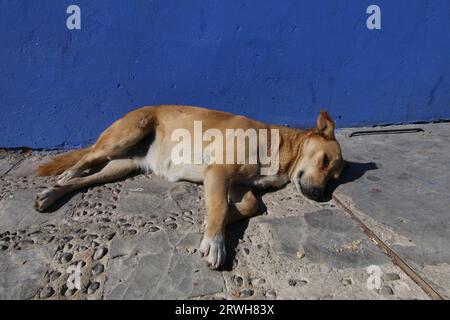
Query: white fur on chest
137,133,205,183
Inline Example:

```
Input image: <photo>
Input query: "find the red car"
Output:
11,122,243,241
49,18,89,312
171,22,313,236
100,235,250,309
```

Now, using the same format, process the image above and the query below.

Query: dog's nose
310,188,321,200
299,185,323,201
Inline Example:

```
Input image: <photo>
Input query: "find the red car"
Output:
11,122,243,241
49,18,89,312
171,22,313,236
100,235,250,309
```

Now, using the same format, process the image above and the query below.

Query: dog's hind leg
54,109,156,184
34,159,138,212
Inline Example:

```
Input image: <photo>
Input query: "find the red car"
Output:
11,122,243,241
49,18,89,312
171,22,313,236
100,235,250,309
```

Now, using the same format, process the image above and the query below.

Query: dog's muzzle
294,172,323,200
301,186,322,200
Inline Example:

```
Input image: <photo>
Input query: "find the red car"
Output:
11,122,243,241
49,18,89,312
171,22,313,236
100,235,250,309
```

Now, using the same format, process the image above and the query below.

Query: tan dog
34,105,345,269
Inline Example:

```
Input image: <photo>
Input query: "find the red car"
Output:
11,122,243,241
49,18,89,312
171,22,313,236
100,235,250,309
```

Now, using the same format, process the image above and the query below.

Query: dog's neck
270,125,312,178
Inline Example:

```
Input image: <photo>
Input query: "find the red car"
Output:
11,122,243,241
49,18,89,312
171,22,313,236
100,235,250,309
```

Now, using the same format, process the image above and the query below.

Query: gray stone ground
0,122,448,300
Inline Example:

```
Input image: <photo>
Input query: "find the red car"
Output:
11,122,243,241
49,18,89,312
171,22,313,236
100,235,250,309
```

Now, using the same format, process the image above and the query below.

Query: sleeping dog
34,105,345,269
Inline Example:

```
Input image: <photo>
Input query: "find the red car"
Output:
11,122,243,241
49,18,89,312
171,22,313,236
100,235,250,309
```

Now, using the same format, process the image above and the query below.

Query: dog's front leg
199,165,230,269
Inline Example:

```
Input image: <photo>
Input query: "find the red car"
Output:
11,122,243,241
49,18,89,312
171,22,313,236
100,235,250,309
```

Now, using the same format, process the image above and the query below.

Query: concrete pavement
332,123,450,299
0,122,448,300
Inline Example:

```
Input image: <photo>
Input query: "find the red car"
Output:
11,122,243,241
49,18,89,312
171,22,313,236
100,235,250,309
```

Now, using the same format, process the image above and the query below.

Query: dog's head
290,111,345,200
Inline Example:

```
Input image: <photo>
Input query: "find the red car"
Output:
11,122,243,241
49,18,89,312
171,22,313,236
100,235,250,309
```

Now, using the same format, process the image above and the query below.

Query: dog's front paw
199,234,226,269
33,187,59,212
57,170,79,184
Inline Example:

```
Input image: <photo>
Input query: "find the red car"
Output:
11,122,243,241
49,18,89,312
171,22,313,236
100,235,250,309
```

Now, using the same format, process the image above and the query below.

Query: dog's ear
316,110,335,139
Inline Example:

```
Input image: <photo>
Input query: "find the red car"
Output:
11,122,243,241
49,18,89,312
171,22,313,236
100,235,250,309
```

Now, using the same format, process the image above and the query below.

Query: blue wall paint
0,0,449,148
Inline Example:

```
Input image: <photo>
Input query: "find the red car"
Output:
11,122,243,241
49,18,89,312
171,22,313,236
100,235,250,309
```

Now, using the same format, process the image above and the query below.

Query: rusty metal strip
349,128,424,137
332,194,444,300
0,158,24,178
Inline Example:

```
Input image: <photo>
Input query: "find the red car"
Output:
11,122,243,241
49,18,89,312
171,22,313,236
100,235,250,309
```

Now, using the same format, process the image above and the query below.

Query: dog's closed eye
323,154,329,168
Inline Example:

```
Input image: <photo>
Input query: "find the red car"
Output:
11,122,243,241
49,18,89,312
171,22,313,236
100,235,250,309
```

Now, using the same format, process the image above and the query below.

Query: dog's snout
300,185,322,200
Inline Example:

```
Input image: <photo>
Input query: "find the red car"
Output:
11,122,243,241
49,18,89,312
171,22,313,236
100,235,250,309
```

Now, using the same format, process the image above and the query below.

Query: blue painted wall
1,0,449,148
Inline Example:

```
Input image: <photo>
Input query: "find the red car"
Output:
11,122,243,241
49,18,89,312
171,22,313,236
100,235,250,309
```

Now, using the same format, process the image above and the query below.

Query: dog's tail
36,147,91,176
